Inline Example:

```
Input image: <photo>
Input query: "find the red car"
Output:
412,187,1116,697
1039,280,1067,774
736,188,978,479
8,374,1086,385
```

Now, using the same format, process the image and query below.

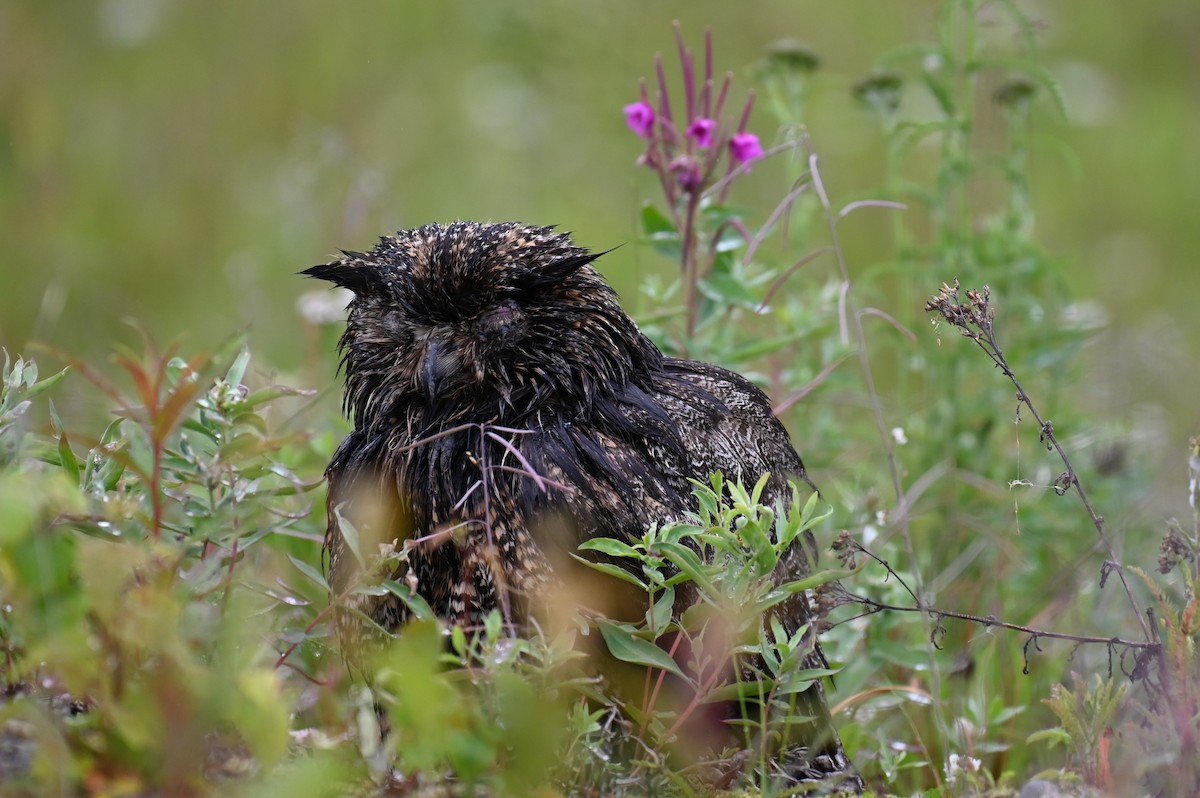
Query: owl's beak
421,338,455,404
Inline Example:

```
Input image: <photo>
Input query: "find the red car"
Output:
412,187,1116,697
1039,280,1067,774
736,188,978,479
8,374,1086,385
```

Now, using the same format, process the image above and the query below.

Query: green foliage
576,475,850,787
1029,673,1125,788
324,474,858,795
2,2,1197,796
0,345,329,795
1,346,866,794
0,351,69,469
628,2,1194,794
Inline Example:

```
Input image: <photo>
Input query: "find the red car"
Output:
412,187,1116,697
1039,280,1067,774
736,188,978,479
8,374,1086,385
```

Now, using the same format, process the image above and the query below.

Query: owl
304,221,859,789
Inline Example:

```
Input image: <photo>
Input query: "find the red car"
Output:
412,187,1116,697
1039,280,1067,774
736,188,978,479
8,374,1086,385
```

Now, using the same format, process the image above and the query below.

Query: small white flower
945,752,982,786
891,427,908,445
296,288,353,324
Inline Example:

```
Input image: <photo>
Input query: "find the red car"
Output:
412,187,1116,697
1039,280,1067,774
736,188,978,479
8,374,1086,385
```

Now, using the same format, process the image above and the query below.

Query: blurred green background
2,0,1198,495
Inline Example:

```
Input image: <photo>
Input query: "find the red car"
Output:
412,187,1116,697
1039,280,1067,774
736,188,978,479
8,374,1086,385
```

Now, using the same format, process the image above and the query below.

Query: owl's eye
478,299,524,340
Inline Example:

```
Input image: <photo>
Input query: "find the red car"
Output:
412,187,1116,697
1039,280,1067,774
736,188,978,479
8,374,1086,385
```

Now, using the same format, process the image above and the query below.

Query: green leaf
24,367,68,401
779,566,860,594
47,400,80,483
381,579,436,621
748,472,768,504
646,585,675,631
351,584,391,596
595,619,684,679
660,522,703,545
798,489,824,527
332,504,366,570
721,333,809,363
120,419,155,477
287,554,329,591
243,385,317,408
224,347,251,389
640,203,677,235
640,205,681,259
703,679,773,704
483,608,502,642
697,272,761,310
577,537,641,559
692,483,719,520
1026,728,1072,748
750,528,780,576
656,541,719,598
569,554,647,590
450,624,467,656
773,668,840,695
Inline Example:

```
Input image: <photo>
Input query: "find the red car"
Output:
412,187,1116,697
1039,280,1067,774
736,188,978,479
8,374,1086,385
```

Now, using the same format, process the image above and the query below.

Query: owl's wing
653,359,859,783
655,358,813,512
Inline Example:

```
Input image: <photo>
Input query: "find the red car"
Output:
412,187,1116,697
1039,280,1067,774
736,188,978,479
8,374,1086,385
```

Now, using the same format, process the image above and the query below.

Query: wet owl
304,221,858,788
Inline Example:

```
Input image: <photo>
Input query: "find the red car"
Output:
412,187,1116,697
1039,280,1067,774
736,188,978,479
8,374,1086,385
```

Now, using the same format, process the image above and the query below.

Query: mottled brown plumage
304,221,859,789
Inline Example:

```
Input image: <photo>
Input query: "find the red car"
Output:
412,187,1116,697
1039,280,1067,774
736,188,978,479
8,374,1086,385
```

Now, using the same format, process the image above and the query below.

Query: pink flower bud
623,101,656,139
729,131,764,164
685,117,716,148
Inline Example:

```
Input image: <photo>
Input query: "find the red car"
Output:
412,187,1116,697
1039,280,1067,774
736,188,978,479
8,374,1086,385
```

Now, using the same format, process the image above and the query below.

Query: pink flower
623,101,656,139
685,117,716,148
729,132,764,164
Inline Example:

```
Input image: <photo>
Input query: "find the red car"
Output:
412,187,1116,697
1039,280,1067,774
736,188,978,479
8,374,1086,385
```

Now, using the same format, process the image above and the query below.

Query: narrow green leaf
655,541,719,598
774,668,840,695
47,400,80,483
737,516,776,575
796,489,831,529
779,566,861,594
646,585,675,631
224,347,251,390
287,554,329,591
381,579,436,621
483,608,502,641
332,504,366,570
1026,728,1072,748
120,419,155,477
749,473,771,506
660,522,703,545
596,619,684,679
693,486,718,521
23,369,69,400
568,554,647,590
577,537,641,559
243,385,317,408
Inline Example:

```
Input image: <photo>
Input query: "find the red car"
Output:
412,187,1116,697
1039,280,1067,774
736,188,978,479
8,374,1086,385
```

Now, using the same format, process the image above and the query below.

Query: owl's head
304,221,662,428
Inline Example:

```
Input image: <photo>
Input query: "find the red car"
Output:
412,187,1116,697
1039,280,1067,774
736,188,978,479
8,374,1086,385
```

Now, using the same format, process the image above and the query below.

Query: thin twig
841,541,1157,652
926,281,1152,643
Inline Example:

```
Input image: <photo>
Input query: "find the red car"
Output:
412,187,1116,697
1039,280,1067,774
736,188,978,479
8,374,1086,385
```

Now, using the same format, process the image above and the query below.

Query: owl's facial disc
417,299,527,404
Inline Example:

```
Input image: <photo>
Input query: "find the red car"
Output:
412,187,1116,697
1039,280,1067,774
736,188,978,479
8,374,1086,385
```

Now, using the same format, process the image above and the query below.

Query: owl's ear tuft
301,255,380,294
540,247,615,281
